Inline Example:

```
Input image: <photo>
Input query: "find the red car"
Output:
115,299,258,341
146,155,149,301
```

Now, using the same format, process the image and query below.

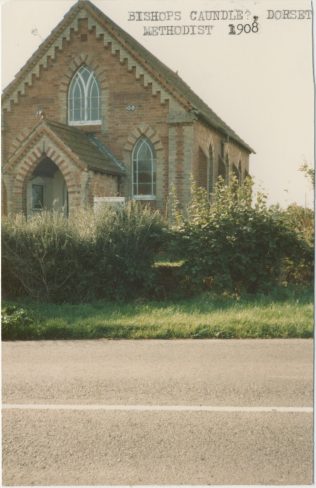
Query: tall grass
2,286,313,340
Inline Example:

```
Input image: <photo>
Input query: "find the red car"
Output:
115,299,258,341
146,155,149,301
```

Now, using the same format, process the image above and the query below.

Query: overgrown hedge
2,203,167,302
2,179,313,302
280,204,314,285
168,178,313,294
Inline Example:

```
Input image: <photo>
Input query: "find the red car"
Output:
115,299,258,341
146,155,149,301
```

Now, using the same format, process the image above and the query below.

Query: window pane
138,183,152,195
72,94,83,121
89,96,100,120
73,81,82,99
69,66,100,122
72,109,82,121
91,81,99,98
138,144,152,161
138,170,152,184
132,138,156,196
80,66,91,84
32,185,44,210
90,97,99,109
69,75,84,121
87,79,100,120
90,107,99,120
73,96,82,111
138,159,151,172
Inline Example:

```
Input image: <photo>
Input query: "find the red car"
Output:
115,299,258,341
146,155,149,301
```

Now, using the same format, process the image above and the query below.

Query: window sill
68,120,102,127
133,195,156,201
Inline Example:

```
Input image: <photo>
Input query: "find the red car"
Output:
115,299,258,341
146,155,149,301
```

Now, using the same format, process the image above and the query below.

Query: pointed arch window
218,156,227,182
68,66,101,125
208,144,214,193
232,164,239,181
238,161,243,183
132,137,156,199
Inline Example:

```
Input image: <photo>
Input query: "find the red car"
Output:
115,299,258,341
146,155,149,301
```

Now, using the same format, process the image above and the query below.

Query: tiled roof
47,120,125,175
2,0,254,153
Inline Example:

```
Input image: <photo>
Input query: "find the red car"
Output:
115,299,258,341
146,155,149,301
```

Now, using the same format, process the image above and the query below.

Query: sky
1,0,314,207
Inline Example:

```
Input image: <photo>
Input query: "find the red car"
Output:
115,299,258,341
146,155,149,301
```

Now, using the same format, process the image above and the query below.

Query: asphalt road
2,339,313,485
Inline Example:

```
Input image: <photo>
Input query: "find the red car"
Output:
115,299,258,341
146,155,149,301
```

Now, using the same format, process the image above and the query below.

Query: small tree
299,162,315,188
171,176,310,293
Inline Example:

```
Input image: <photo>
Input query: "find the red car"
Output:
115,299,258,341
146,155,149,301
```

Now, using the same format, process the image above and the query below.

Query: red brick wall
193,120,250,187
88,172,118,206
2,16,251,215
3,19,170,199
197,147,208,189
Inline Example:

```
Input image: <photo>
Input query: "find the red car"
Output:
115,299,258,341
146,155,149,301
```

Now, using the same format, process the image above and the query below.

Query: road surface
2,339,313,485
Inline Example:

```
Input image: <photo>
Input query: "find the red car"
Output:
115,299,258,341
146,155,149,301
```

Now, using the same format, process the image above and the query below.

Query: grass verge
2,286,313,340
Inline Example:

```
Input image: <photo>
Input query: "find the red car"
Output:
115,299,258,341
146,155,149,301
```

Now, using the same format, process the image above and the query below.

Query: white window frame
68,66,101,125
132,138,156,200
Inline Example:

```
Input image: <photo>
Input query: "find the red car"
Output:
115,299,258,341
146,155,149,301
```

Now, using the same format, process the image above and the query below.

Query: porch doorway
26,157,68,217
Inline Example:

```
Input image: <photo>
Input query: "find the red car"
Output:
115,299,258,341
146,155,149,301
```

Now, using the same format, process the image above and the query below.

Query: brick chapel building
2,0,253,217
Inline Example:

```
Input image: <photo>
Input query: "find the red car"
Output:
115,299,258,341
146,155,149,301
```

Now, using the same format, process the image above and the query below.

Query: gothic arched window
208,144,214,193
238,161,243,183
68,66,101,124
132,137,156,198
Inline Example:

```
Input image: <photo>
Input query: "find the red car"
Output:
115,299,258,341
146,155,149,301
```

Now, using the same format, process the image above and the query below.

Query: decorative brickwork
10,134,82,214
58,53,109,126
1,0,252,217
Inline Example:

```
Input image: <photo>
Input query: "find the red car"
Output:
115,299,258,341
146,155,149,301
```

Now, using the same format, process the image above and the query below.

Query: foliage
2,285,313,340
281,204,314,245
1,305,36,340
299,162,315,188
93,202,167,299
2,203,166,302
2,182,313,303
2,212,85,302
169,177,312,293
151,261,185,299
278,204,314,285
1,256,25,300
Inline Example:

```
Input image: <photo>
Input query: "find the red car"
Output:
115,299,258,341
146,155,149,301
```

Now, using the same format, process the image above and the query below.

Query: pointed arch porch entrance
26,156,69,218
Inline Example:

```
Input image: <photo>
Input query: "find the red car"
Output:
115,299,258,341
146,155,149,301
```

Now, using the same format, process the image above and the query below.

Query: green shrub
279,204,314,285
93,202,167,299
151,262,185,299
170,177,311,293
2,212,86,302
1,256,25,300
281,204,314,246
2,204,166,302
2,305,36,340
